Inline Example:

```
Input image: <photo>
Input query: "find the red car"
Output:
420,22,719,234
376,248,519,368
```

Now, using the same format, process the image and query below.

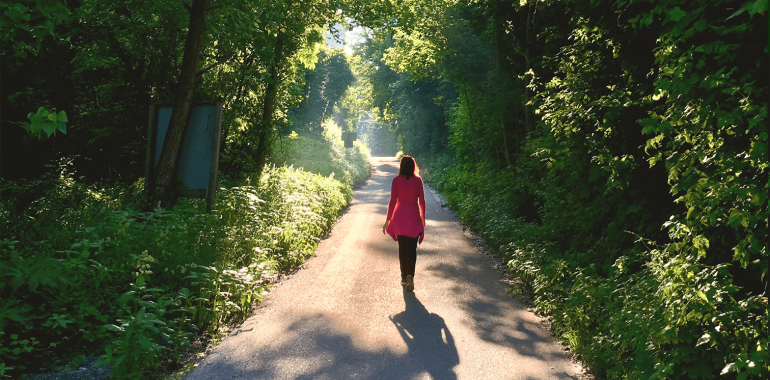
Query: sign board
145,102,223,212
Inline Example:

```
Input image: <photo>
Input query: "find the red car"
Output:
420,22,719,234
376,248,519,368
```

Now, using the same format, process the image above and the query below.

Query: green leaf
136,274,145,287
58,317,72,328
669,7,686,22
721,363,736,374
43,123,55,137
644,13,653,26
56,110,68,122
752,0,768,14
137,334,152,349
104,324,124,332
694,45,713,54
726,8,746,20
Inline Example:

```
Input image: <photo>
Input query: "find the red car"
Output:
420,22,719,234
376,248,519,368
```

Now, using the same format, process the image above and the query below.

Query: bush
0,156,364,378
424,151,769,379
425,134,770,379
272,124,371,187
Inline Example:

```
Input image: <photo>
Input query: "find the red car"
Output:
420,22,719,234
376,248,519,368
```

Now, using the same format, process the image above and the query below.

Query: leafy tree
350,0,768,377
289,49,355,139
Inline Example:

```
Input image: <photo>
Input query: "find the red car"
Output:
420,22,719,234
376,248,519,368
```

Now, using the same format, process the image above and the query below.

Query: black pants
397,235,418,281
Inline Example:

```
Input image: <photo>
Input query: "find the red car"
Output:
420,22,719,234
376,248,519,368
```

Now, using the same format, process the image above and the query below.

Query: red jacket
385,175,426,241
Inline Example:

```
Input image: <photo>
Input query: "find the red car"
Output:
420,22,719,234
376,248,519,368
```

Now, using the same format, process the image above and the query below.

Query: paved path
185,157,583,380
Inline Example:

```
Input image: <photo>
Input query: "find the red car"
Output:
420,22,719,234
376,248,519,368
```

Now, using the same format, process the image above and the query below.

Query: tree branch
1,119,25,128
196,52,235,77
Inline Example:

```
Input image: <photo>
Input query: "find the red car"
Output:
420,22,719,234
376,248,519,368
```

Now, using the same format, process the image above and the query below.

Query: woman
382,155,426,292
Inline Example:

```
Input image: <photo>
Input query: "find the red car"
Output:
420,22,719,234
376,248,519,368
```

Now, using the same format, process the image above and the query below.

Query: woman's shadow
389,291,459,380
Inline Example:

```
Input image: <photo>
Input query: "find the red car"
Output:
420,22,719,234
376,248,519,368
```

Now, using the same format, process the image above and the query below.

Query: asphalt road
184,157,584,380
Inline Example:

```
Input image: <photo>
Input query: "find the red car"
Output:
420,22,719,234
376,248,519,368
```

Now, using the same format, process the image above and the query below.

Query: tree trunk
253,36,285,175
500,116,511,167
523,3,534,134
152,0,209,202
493,23,512,168
462,81,479,163
221,54,256,147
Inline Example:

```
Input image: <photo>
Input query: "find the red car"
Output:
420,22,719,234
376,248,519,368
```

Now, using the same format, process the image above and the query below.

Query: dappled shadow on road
423,245,577,377
362,158,568,366
190,309,459,380
391,292,459,380
361,233,578,378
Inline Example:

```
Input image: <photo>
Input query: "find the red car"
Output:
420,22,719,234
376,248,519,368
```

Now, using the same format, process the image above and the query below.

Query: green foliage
0,158,363,377
2,0,344,181
218,164,353,272
360,31,453,156
1,0,367,376
288,49,356,139
272,124,371,187
22,107,68,141
0,0,70,61
365,0,767,378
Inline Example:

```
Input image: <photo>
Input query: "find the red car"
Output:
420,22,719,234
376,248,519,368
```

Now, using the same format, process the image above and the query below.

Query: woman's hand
382,220,388,234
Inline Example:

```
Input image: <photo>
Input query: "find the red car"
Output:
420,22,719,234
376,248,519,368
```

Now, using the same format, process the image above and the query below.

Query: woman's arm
418,177,426,227
418,177,426,244
384,177,398,232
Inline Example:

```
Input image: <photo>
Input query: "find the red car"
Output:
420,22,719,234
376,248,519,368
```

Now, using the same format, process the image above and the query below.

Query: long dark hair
398,155,419,179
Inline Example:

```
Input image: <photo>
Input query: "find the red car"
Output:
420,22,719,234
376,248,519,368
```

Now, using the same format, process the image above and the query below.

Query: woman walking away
382,155,426,292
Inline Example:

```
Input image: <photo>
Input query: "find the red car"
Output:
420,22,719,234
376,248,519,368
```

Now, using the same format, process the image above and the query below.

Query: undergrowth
0,135,369,378
272,119,371,187
423,155,768,380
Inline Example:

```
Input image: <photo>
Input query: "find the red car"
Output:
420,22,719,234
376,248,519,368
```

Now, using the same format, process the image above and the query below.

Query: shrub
423,151,769,379
272,126,371,187
0,155,365,378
